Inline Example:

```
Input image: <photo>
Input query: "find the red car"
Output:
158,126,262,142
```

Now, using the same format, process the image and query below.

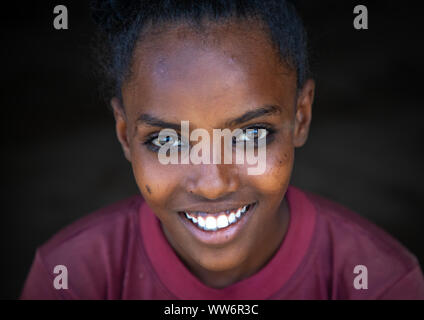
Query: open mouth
178,202,257,232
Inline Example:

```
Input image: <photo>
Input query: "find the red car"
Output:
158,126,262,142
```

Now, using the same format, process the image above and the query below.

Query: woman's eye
144,125,274,152
151,135,181,148
234,127,269,143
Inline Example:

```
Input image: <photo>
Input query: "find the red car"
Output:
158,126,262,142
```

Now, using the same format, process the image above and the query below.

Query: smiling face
112,20,314,287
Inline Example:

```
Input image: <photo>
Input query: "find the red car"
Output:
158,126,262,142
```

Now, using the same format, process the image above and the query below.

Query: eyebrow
225,105,281,127
136,104,282,130
136,114,182,131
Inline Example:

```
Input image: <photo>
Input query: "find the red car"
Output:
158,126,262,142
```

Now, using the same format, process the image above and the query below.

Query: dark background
1,1,423,299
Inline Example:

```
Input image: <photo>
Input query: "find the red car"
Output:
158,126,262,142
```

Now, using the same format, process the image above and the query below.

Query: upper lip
176,201,256,214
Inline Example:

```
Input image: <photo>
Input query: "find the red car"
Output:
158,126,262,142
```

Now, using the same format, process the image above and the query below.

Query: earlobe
111,97,132,161
293,79,315,148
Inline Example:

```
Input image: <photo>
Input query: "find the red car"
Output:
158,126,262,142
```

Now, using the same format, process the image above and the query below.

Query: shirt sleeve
20,250,78,300
375,265,424,300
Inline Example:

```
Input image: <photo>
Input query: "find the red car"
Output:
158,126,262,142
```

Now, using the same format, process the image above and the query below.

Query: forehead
122,21,297,123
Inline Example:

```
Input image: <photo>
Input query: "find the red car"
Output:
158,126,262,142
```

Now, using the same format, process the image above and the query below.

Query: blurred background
1,0,423,299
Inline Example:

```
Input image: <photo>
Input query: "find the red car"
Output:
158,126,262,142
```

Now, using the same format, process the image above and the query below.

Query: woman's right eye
150,135,181,148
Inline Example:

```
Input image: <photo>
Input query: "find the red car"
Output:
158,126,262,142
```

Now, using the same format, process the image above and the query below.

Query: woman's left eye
234,127,269,143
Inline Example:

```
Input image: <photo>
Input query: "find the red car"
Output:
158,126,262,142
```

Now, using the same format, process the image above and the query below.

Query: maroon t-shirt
20,186,424,299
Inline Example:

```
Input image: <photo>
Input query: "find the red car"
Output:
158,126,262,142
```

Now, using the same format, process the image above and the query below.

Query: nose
185,163,240,200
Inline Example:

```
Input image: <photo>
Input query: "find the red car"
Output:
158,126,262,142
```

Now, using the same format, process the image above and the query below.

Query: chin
195,248,248,273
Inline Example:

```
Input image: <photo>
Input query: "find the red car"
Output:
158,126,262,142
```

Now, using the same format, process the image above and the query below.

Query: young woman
21,0,424,299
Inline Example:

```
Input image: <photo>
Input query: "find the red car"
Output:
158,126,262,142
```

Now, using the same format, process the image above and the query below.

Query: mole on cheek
279,153,289,165
146,185,152,194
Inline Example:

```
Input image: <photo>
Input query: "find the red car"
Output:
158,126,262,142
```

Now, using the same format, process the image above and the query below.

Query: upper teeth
184,204,251,231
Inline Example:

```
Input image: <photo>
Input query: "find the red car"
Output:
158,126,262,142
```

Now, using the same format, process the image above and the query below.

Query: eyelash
143,124,276,153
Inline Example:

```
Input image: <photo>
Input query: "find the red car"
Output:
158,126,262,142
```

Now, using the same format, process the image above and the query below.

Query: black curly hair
90,0,310,104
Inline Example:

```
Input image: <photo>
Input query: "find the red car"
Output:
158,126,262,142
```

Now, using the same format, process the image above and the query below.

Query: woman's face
112,22,314,287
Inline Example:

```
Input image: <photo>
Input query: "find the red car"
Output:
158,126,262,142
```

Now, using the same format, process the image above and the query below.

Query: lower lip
178,202,257,246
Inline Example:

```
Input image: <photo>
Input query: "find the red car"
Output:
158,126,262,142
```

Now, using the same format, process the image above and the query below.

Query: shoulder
34,195,144,299
297,187,424,299
303,189,417,266
40,195,143,256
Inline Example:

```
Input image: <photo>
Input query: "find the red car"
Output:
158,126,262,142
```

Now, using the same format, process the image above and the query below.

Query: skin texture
111,20,315,288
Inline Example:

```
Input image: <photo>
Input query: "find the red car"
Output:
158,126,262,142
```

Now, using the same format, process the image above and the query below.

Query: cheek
248,142,294,196
130,149,181,207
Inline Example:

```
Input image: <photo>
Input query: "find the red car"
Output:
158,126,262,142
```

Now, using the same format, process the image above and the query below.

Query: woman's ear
293,78,315,148
111,97,132,162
